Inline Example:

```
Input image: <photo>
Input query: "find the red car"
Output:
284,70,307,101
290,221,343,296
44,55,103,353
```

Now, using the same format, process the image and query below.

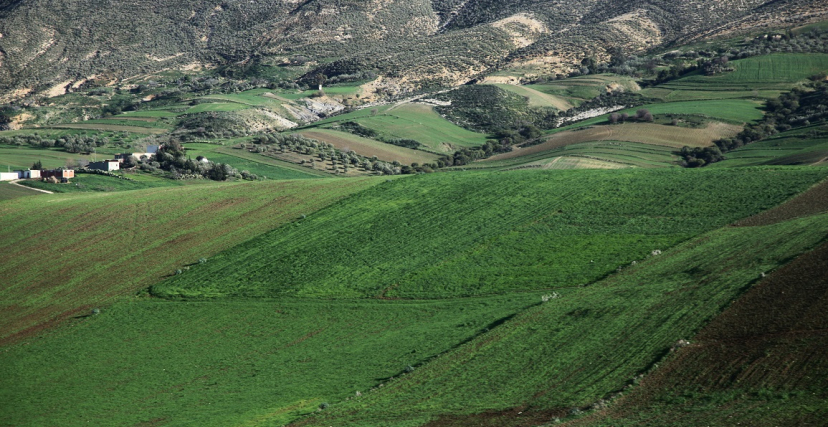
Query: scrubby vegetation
682,81,828,166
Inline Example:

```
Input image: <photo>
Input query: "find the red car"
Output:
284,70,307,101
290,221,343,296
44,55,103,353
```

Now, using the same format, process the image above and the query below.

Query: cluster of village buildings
0,146,159,183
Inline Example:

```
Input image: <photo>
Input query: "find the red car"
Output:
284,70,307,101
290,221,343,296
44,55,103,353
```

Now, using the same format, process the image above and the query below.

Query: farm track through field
7,179,52,194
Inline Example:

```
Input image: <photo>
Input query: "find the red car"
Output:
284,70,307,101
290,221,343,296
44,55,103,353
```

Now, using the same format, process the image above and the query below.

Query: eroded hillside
2,0,826,99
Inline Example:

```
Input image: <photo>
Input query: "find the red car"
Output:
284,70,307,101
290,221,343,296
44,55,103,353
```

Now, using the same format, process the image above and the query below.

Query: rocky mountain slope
1,0,826,99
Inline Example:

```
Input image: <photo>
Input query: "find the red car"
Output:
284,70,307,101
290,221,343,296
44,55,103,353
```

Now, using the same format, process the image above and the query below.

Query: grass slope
19,173,183,193
302,210,828,427
0,295,537,427
324,103,490,153
572,227,828,426
151,168,827,300
0,144,96,170
0,181,41,201
0,178,380,344
527,75,640,107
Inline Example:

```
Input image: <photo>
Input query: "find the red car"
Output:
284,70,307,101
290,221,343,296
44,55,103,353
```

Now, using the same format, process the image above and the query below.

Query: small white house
21,170,41,179
87,160,120,172
0,171,22,181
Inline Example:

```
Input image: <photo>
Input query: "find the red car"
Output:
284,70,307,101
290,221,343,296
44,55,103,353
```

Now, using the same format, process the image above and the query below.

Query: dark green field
305,211,828,426
0,181,41,201
0,296,537,427
152,168,826,300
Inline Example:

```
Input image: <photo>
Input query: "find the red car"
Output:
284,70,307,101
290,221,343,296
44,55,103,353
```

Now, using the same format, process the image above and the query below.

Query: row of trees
609,109,653,124
0,134,109,153
144,140,254,181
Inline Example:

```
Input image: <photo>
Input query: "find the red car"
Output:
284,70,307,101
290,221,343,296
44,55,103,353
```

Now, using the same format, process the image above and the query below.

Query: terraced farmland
0,177,380,344
152,168,826,300
481,141,678,170
485,122,740,164
297,129,441,164
644,54,828,101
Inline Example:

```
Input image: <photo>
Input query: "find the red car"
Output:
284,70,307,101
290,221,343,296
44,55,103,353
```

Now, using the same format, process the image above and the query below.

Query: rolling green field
0,181,41,201
198,88,284,107
484,121,739,169
615,99,765,124
277,85,362,100
0,144,96,169
476,141,679,170
304,210,828,426
185,102,250,113
321,103,490,153
152,168,826,300
0,296,538,427
0,177,381,344
712,125,828,167
527,74,640,106
119,109,181,118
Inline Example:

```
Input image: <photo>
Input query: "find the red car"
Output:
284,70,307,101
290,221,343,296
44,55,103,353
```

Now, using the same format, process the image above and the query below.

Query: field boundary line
8,179,52,194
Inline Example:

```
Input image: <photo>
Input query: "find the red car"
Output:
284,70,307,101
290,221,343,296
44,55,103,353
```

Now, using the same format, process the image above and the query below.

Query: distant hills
2,0,826,98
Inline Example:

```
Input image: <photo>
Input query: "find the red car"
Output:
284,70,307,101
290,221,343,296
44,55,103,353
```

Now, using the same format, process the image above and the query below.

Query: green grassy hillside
0,177,380,344
568,186,828,426
0,296,537,427
298,202,828,427
151,168,826,300
318,103,491,153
